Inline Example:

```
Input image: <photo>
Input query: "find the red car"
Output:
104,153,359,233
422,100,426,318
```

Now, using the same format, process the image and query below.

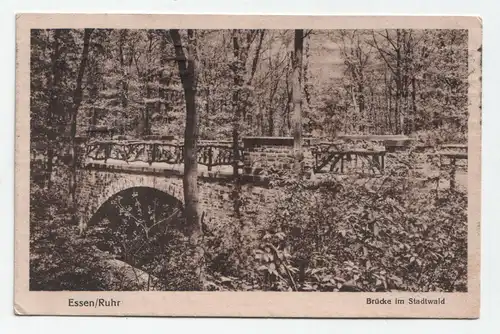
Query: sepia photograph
15,14,482,317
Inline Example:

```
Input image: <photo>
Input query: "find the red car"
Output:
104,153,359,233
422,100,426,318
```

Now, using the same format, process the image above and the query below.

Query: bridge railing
436,151,468,190
310,142,386,175
85,139,386,175
83,138,466,181
85,140,244,171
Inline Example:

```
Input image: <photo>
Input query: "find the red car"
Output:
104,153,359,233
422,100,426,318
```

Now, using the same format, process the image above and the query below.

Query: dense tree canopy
31,28,468,147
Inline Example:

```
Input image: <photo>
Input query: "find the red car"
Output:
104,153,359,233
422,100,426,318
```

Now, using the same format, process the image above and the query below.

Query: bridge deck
84,159,273,185
86,159,233,175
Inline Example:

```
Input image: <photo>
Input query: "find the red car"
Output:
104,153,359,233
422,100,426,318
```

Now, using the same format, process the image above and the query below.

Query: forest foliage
31,29,469,145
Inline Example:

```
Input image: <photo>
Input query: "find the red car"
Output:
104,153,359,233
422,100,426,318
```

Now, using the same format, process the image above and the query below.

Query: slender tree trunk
46,29,62,189
291,30,307,290
144,78,152,137
70,29,93,222
90,108,98,127
246,30,265,130
358,81,365,132
388,75,392,134
268,81,279,136
369,86,374,133
118,31,129,109
350,85,359,129
232,34,242,178
303,37,312,107
169,29,204,290
411,76,418,131
268,109,275,136
258,106,264,136
396,30,404,135
142,33,155,136
158,33,169,128
248,30,265,86
285,69,292,134
292,30,304,175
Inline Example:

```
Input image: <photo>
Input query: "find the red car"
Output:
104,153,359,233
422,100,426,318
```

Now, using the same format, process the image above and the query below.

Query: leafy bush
250,168,467,292
29,182,113,291
30,176,146,291
203,184,265,291
414,128,467,146
30,223,113,291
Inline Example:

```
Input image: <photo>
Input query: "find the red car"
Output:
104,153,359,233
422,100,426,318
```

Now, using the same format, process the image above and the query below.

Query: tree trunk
246,30,265,131
144,78,152,137
248,30,265,86
232,34,242,178
303,37,312,107
292,29,306,283
141,33,155,137
158,33,169,128
169,29,204,290
285,68,292,134
70,29,93,223
46,29,63,189
396,30,404,135
118,31,129,109
358,81,365,132
292,29,304,176
268,80,279,136
412,76,418,131
384,70,390,134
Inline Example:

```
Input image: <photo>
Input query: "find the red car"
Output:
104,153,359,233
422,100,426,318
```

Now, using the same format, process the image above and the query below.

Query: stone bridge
75,136,391,229
77,163,267,229
75,135,467,232
75,160,278,234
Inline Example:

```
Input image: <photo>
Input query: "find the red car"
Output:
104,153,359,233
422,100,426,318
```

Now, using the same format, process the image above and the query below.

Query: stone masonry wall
242,137,318,175
76,165,282,233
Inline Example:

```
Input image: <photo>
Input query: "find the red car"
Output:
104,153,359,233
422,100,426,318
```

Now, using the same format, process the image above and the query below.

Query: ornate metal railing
85,140,244,171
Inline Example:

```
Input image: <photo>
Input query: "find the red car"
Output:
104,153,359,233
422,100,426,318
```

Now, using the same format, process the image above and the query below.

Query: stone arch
86,185,187,258
84,185,191,289
88,186,185,228
78,171,184,232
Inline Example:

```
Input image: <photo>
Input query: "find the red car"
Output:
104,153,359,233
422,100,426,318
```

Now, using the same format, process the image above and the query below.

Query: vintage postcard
15,14,482,317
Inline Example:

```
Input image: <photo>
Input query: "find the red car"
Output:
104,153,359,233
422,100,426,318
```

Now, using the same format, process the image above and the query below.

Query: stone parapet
242,137,316,176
